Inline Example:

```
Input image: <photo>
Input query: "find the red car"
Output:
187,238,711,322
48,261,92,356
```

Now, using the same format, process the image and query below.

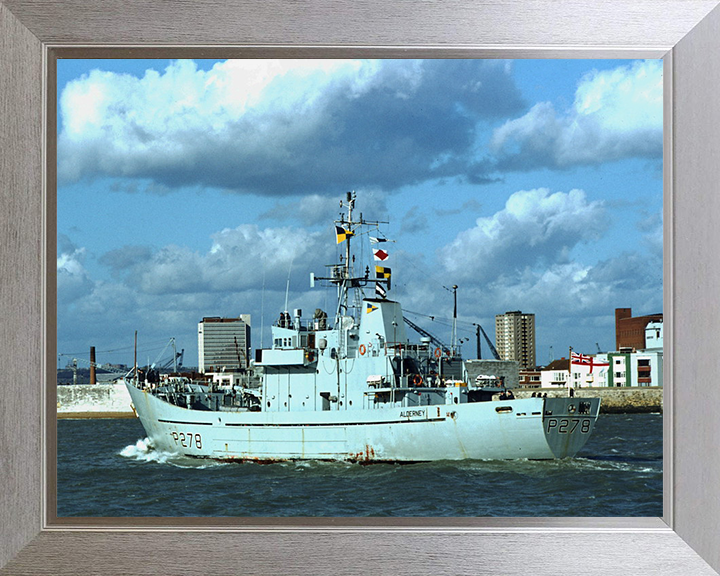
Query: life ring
412,374,423,386
359,344,366,356
434,348,441,358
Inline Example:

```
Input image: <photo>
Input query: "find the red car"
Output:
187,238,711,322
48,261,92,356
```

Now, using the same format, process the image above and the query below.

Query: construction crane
403,317,451,355
150,338,183,372
159,348,184,371
472,323,501,360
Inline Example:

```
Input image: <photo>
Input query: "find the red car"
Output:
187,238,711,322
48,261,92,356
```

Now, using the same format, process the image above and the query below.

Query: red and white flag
571,351,609,373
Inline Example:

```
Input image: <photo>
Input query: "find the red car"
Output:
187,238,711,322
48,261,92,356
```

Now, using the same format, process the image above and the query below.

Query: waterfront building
615,308,663,350
607,349,663,387
495,310,536,370
539,349,662,389
645,321,663,351
540,358,570,388
539,356,610,389
518,368,542,388
569,353,610,388
609,310,664,386
198,315,252,373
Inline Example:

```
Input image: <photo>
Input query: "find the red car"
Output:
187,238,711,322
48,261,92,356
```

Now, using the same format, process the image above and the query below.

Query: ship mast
313,192,389,325
338,191,354,319
344,191,353,281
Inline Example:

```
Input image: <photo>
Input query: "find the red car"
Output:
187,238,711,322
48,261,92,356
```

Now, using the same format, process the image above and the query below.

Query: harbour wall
57,383,135,419
514,387,663,414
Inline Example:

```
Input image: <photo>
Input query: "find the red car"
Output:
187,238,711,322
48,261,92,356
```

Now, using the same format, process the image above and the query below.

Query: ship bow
542,397,601,458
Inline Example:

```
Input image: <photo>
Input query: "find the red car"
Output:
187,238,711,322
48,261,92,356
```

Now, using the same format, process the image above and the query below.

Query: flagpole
568,346,573,395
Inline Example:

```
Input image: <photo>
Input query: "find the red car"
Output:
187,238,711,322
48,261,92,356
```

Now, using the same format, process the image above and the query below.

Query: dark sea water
57,413,662,517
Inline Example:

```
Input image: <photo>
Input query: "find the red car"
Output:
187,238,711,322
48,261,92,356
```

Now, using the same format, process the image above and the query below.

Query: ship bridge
358,298,407,350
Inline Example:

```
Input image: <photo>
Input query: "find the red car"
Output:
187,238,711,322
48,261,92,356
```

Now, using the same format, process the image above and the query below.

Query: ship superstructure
126,193,600,462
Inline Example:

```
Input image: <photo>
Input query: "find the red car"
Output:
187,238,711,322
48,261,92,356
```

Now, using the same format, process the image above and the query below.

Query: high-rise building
198,315,251,373
495,310,536,370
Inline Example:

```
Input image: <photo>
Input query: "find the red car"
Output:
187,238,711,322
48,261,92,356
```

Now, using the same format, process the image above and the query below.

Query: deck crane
472,323,501,360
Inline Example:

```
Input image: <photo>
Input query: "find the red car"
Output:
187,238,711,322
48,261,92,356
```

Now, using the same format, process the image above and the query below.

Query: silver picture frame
2,1,720,573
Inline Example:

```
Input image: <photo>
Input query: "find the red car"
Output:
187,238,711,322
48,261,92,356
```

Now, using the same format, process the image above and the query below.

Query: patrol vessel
126,193,600,462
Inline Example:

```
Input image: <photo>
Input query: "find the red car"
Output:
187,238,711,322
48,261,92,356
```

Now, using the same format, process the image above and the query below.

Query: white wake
119,437,176,464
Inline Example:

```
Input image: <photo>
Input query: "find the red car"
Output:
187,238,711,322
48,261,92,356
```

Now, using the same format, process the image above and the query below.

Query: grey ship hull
127,383,600,462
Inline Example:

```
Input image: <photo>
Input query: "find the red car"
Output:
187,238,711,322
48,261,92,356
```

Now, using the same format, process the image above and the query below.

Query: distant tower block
198,315,252,373
495,311,536,370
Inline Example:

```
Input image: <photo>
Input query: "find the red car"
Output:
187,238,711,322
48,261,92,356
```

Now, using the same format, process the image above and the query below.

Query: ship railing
371,372,445,389
384,342,433,357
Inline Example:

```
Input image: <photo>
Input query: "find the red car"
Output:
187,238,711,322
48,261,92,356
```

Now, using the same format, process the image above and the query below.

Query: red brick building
518,368,542,388
615,308,663,351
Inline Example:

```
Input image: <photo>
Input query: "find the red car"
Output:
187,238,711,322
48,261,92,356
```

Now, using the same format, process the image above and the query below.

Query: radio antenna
284,254,295,314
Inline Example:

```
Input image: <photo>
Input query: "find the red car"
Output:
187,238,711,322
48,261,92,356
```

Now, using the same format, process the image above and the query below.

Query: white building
541,354,611,389
569,353,610,388
540,349,662,388
526,316,664,389
540,359,571,388
198,315,251,373
645,321,663,351
608,350,663,387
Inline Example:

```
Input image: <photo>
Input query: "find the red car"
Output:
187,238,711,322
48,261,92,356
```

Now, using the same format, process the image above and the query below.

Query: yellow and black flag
375,266,391,279
335,225,354,244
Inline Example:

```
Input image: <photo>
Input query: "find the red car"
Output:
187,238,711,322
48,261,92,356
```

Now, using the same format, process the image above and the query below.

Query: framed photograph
2,1,720,574
52,55,664,519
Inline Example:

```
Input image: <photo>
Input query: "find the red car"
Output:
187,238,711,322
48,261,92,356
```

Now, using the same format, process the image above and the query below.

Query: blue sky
56,58,663,369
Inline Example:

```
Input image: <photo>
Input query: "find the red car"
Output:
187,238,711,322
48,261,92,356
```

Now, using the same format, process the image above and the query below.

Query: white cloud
57,243,94,304
57,184,662,365
57,224,337,362
439,188,607,280
97,224,334,296
58,59,525,194
258,190,389,227
490,60,662,169
388,186,662,355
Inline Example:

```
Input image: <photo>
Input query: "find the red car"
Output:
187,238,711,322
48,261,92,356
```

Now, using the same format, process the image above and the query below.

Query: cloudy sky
57,58,663,370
